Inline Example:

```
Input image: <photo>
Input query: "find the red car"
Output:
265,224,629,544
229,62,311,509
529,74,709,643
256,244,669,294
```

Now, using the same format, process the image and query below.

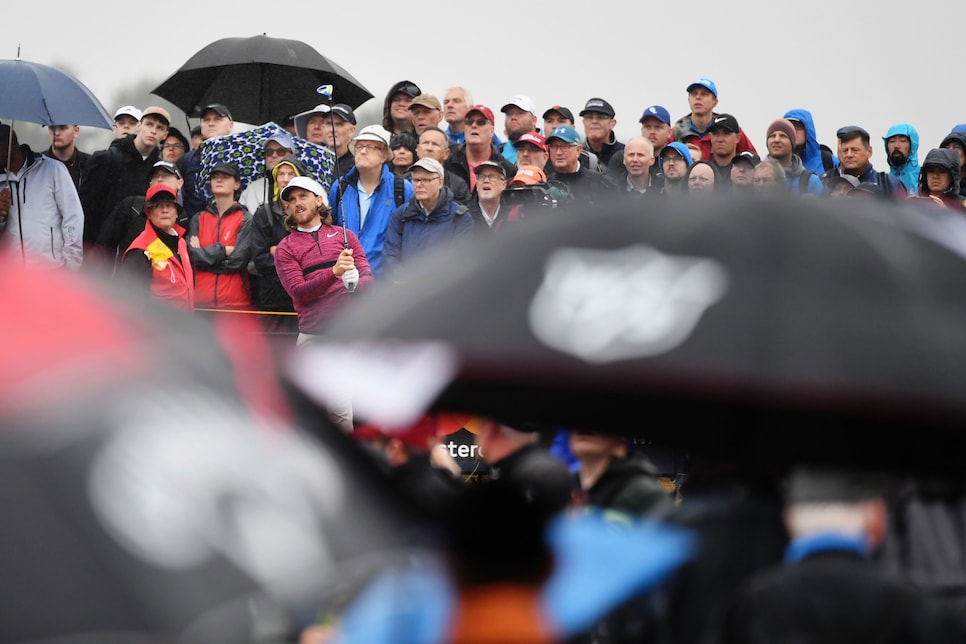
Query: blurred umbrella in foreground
287,196,966,476
0,259,415,643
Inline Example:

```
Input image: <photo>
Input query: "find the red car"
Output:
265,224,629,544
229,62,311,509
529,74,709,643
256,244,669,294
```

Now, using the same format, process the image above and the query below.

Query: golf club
316,84,356,293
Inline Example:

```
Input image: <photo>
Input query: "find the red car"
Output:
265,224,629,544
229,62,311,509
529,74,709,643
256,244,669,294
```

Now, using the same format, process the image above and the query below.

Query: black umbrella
287,195,966,476
0,260,416,642
151,34,374,125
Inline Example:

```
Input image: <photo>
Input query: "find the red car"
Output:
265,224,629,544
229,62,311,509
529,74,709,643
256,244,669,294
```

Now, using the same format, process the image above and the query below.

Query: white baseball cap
500,95,537,116
113,105,142,122
280,175,330,206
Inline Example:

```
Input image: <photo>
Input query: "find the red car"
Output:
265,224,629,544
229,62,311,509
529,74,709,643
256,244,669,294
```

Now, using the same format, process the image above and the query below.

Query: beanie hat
767,118,797,144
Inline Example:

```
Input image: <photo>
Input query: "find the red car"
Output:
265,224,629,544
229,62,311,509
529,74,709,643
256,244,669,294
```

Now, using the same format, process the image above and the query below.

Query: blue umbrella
0,55,112,129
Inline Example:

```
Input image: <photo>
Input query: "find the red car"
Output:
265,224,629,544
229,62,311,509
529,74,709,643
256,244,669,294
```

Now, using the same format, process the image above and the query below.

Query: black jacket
444,144,516,189
80,134,161,244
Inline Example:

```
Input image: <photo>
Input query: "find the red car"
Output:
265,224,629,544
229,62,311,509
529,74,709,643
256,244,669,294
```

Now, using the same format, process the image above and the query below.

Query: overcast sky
6,0,963,163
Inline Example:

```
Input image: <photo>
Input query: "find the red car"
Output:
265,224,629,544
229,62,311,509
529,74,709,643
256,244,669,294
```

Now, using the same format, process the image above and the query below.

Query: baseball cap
709,113,740,134
200,104,233,120
294,103,357,139
209,161,240,180
639,105,671,125
513,131,548,152
152,160,182,179
546,125,581,146
579,98,616,118
281,175,326,201
350,124,393,160
687,78,718,97
824,173,860,189
352,415,438,450
542,105,575,123
144,184,183,211
474,160,507,178
141,106,171,126
388,80,421,100
114,105,142,122
410,94,442,111
732,151,760,168
510,165,548,186
408,157,445,177
501,95,537,115
836,125,870,140
465,105,495,125
266,130,294,151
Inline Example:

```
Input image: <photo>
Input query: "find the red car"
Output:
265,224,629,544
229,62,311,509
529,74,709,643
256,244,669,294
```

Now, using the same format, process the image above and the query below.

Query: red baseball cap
514,131,548,152
465,104,495,125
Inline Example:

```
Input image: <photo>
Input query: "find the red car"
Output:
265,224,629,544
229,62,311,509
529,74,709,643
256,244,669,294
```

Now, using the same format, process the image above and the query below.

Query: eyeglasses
465,118,491,127
411,176,440,185
477,174,505,183
661,156,685,164
264,147,290,157
395,83,420,98
582,112,611,121
548,142,578,152
354,143,384,153
162,143,185,150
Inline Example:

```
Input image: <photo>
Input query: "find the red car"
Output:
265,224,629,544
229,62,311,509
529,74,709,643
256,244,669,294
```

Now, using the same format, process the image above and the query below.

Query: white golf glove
342,267,359,292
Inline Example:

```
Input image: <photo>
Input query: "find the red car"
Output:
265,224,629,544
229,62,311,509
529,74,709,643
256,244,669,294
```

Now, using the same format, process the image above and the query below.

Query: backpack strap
394,173,405,207
878,171,893,197
798,170,814,194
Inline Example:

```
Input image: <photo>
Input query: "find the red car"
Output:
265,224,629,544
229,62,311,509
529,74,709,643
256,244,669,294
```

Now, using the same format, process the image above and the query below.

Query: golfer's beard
890,151,908,166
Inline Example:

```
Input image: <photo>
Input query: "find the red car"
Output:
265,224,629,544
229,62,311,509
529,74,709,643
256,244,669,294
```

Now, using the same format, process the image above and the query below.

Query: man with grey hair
382,157,472,280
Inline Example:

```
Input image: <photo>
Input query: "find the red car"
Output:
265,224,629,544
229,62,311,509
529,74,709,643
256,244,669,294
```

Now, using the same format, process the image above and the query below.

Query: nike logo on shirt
326,232,339,238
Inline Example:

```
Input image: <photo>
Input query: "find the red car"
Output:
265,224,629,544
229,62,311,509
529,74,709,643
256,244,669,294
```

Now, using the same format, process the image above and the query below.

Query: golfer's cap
547,125,581,146
409,94,442,111
408,157,444,178
510,165,547,186
351,124,393,161
114,105,142,122
579,98,615,118
465,105,495,125
281,175,326,201
141,106,171,126
542,105,575,122
514,131,548,152
687,78,718,97
836,125,870,140
144,184,182,211
201,104,233,120
152,160,182,179
209,161,240,180
474,160,507,178
640,105,671,125
501,95,537,116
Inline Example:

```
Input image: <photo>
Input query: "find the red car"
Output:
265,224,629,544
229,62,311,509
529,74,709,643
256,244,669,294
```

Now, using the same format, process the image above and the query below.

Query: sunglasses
466,117,491,127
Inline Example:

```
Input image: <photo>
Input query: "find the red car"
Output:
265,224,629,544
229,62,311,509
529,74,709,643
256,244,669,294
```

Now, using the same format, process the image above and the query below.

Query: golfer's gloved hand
342,267,359,292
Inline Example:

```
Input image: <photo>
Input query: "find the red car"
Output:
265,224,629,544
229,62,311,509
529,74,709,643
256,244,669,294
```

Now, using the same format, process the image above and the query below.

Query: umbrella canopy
287,195,966,476
151,34,374,125
200,121,336,195
0,259,416,642
0,57,113,128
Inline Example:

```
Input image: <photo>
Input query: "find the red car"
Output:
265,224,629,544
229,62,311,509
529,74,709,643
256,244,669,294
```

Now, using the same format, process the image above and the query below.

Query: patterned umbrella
199,121,336,201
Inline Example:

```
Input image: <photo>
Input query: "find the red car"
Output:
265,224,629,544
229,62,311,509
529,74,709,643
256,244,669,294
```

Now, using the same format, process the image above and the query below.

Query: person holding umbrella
294,103,357,180
0,124,84,271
